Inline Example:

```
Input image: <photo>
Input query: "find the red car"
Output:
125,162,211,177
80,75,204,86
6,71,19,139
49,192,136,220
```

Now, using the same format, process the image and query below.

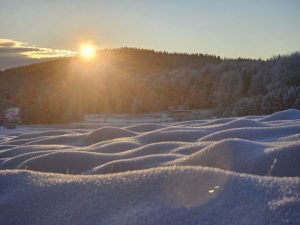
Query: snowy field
1,109,300,225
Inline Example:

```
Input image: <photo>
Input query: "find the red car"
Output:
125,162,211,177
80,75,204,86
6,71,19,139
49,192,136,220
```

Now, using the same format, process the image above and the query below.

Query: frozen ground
0,109,300,225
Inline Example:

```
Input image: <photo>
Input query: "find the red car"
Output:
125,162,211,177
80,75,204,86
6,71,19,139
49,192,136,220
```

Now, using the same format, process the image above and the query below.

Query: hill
0,48,299,123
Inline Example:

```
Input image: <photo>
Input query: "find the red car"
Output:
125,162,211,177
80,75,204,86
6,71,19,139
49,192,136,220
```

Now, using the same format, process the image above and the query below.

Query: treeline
0,48,299,123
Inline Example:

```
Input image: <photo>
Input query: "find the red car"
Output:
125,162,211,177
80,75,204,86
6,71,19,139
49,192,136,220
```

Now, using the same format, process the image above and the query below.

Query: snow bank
0,109,300,225
1,167,299,225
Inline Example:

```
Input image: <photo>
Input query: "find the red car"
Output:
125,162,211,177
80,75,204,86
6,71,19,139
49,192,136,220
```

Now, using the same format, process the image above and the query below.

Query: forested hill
0,48,299,124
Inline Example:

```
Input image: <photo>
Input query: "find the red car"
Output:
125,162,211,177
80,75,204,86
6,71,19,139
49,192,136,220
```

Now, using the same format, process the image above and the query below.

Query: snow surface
0,109,300,225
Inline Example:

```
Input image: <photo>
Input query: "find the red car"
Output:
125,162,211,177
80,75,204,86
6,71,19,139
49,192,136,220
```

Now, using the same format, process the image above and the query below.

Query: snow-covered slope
1,109,300,225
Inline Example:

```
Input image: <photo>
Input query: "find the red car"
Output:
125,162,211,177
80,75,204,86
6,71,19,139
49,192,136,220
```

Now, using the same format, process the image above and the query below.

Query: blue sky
0,0,299,69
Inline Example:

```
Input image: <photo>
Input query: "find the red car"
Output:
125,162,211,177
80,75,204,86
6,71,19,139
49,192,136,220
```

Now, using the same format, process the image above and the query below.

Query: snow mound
83,127,137,145
124,123,166,132
138,129,208,143
1,109,300,224
90,141,141,154
213,118,267,129
120,142,185,158
88,154,182,174
198,125,300,142
0,145,69,158
22,133,84,146
11,130,75,141
260,109,300,122
1,167,300,225
197,118,235,126
169,139,300,177
168,139,264,169
16,151,116,174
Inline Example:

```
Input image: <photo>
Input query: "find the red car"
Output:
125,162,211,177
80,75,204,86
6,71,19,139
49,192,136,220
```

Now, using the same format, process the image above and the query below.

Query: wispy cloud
0,38,76,59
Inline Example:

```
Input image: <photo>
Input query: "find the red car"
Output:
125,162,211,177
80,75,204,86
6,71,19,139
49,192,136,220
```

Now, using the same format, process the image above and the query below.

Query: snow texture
0,109,300,225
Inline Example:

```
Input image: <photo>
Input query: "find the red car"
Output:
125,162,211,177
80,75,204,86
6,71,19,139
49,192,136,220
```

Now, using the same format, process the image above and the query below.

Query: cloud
22,48,76,59
0,38,77,70
0,41,16,47
0,38,76,59
0,47,40,53
0,39,20,47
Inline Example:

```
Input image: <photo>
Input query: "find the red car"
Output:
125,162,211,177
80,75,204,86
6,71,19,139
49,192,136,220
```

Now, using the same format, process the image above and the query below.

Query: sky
0,0,299,70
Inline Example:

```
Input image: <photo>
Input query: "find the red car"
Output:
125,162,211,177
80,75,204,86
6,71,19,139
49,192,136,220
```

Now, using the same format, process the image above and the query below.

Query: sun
80,44,96,59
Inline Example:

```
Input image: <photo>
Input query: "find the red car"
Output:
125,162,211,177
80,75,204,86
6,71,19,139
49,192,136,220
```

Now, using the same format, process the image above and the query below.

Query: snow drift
0,109,300,225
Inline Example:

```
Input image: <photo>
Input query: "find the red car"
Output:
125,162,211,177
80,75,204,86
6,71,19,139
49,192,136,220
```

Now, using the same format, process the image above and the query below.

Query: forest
0,48,299,123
